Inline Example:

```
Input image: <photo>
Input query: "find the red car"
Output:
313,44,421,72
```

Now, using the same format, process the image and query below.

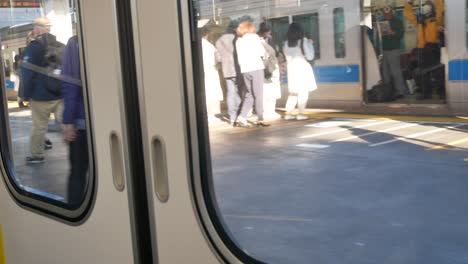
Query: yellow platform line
0,224,5,264
301,112,468,124
427,138,468,151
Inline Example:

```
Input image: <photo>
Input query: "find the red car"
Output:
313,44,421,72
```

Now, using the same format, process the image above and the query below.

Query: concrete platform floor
210,115,468,264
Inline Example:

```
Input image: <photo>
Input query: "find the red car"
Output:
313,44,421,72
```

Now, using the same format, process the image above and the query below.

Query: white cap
33,17,52,28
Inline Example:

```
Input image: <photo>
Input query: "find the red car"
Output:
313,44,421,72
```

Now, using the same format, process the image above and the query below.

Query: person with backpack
283,22,317,121
22,17,65,164
258,22,281,120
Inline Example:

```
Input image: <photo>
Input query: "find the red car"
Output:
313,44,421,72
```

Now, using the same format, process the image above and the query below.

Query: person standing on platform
235,20,269,127
201,27,223,123
22,17,65,164
283,23,316,121
216,20,242,126
258,22,281,120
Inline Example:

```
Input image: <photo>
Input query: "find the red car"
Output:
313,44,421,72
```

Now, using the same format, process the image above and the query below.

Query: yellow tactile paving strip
0,224,5,264
427,138,468,151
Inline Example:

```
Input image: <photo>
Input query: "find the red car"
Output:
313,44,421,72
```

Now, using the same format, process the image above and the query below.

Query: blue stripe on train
449,60,468,81
314,65,360,83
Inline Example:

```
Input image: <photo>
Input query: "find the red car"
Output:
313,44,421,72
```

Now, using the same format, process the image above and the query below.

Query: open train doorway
364,0,447,105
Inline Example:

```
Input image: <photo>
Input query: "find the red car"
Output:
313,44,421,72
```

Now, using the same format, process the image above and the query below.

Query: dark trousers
416,44,444,98
225,77,241,122
239,70,264,121
67,130,89,206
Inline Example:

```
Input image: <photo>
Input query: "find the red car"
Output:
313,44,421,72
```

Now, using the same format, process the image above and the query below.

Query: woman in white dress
283,22,317,121
201,27,223,123
258,22,281,120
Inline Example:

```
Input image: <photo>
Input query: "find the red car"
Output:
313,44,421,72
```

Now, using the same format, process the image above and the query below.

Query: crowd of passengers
201,18,317,128
201,0,446,125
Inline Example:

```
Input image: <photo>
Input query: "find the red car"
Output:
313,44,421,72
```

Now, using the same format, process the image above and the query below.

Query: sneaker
236,117,251,128
257,121,271,127
284,115,295,120
44,139,53,150
26,156,45,164
296,115,309,121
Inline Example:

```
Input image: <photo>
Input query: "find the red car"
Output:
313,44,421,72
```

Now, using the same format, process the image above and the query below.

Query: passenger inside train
368,0,446,103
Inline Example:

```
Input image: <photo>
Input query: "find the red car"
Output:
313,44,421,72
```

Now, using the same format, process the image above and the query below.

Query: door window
0,0,93,219
293,13,320,59
189,0,468,263
333,7,346,58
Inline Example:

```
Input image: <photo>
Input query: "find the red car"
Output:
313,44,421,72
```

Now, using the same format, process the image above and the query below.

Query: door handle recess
151,136,169,203
110,132,125,192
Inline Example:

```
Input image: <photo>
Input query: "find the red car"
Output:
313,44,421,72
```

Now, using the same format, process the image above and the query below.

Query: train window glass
292,13,320,59
191,0,468,263
333,7,346,58
0,0,92,215
268,16,289,54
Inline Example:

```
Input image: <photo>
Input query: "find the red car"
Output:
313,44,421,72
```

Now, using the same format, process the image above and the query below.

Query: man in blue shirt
62,35,88,206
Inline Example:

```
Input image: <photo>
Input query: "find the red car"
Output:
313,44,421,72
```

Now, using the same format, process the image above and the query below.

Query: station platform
4,101,468,263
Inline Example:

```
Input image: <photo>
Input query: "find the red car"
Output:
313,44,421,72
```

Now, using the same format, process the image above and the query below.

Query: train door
364,0,447,104
0,0,151,263
124,0,222,262
132,0,468,263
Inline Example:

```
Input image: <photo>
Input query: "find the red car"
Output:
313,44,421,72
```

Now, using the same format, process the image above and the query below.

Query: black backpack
367,83,392,103
36,34,65,96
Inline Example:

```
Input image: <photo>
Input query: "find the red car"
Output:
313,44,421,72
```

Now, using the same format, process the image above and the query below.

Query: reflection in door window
0,0,91,211
191,0,468,263
333,7,346,58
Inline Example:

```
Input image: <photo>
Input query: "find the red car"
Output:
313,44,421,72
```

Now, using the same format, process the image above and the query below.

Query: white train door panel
128,0,222,262
0,1,141,263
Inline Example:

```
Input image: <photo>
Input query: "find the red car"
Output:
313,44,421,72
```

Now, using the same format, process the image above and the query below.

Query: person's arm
252,34,266,59
62,37,80,142
20,43,41,100
394,18,405,40
215,38,223,63
404,1,417,27
435,0,445,26
62,38,79,126
304,38,315,61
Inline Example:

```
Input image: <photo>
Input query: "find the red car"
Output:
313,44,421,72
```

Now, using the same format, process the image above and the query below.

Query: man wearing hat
22,17,65,164
380,3,406,100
